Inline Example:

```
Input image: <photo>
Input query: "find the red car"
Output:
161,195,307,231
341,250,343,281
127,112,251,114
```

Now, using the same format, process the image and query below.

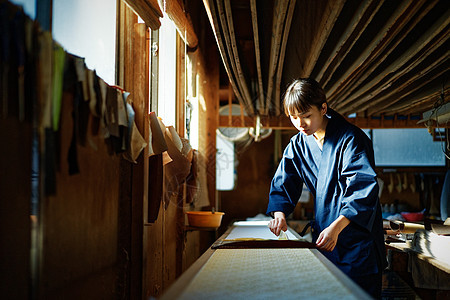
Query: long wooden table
160,221,372,300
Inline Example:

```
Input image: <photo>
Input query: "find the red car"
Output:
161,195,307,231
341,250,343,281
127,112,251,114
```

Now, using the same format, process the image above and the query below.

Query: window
186,54,198,149
52,0,116,84
372,128,446,167
216,134,235,190
156,14,177,127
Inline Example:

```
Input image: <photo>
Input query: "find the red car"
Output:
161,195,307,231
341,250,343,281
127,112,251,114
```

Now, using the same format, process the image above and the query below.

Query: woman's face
289,103,327,136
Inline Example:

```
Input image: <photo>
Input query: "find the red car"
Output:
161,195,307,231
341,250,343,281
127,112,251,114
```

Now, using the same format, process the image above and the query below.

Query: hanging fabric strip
222,0,254,115
274,0,296,116
265,0,289,115
203,0,248,114
105,85,120,138
52,42,65,131
203,0,296,116
117,89,129,127
163,126,192,207
148,111,168,156
86,69,99,117
123,98,147,163
250,0,264,115
73,55,89,101
64,55,81,175
38,31,53,130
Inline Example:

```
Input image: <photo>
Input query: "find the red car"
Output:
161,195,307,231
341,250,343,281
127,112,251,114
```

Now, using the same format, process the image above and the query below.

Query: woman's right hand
268,211,288,236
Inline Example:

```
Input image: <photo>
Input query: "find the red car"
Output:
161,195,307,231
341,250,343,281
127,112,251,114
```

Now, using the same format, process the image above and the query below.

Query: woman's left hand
316,226,340,251
316,215,350,251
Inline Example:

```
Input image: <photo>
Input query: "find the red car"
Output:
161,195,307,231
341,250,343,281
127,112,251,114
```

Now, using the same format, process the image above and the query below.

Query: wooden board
172,249,370,300
160,222,371,299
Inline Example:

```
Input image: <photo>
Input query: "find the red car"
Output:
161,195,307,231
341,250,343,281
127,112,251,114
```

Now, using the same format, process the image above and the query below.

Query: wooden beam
250,0,264,114
274,0,296,116
218,115,292,129
328,0,429,105
218,114,432,129
380,83,449,116
329,0,436,108
203,0,246,112
118,3,139,299
221,0,254,115
123,0,163,30
215,0,246,109
317,0,383,88
164,0,198,48
130,22,149,300
339,12,449,114
302,0,346,77
346,115,425,129
366,54,449,116
265,0,289,114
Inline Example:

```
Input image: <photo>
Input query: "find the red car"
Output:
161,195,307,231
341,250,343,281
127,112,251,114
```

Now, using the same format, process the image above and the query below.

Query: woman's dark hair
283,78,326,116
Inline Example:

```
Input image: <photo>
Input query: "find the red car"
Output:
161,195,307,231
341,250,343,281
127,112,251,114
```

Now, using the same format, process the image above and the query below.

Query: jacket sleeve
267,140,304,217
339,134,379,232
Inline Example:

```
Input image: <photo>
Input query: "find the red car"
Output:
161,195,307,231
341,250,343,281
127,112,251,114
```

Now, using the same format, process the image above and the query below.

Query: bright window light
157,14,177,127
52,0,116,84
216,134,235,190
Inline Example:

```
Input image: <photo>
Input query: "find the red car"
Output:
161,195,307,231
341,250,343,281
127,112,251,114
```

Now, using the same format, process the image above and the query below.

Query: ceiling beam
218,115,294,129
302,0,346,77
274,0,296,116
250,0,264,115
203,0,247,113
367,52,449,115
378,82,450,116
218,114,434,129
346,115,425,129
163,0,198,48
330,0,439,109
338,13,449,114
317,0,383,88
264,0,289,115
222,0,254,114
327,0,430,105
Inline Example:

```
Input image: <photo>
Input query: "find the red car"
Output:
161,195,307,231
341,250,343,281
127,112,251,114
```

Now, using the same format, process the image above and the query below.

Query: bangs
282,78,326,116
283,90,312,116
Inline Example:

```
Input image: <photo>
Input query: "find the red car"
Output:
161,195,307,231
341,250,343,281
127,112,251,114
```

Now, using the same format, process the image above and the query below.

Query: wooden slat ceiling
204,0,449,128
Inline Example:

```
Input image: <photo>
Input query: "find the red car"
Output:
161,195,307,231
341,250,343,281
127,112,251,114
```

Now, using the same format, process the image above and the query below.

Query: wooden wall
1,1,219,299
38,91,125,299
0,117,32,299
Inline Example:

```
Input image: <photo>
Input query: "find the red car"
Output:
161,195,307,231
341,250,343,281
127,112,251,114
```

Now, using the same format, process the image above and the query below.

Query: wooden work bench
385,241,450,299
160,221,372,300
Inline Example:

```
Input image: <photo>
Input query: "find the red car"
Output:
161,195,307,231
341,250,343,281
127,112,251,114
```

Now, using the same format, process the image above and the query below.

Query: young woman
267,78,386,298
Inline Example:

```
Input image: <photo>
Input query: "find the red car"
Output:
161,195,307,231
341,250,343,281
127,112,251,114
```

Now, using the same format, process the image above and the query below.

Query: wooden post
120,2,149,298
